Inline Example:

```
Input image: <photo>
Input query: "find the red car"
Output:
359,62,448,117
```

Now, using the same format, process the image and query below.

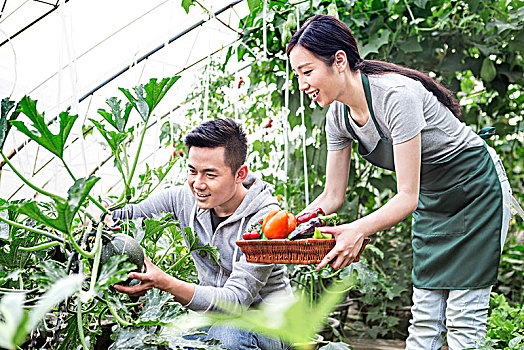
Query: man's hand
113,257,171,297
114,256,195,305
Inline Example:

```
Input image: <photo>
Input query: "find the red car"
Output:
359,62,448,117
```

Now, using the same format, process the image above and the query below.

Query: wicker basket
236,237,370,265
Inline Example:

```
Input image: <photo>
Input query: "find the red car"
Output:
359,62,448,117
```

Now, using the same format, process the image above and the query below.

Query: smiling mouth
195,192,210,199
311,89,319,101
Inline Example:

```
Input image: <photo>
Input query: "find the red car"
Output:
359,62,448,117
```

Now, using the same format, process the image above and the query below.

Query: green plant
473,293,524,350
0,77,221,349
233,0,523,340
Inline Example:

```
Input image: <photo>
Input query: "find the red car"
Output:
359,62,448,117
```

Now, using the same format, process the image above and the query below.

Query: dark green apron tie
478,127,496,140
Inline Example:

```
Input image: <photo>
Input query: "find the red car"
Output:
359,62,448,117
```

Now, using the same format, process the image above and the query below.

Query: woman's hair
185,118,247,174
286,15,462,117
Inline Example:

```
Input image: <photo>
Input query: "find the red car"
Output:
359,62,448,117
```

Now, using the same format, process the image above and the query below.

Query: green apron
343,73,503,289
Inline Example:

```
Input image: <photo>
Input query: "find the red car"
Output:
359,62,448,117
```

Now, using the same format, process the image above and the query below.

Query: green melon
100,233,145,284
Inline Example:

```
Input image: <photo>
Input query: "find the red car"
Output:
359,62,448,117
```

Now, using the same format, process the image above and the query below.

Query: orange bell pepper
262,209,297,239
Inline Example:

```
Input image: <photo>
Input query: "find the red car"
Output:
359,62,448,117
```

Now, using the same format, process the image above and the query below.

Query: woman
287,14,512,349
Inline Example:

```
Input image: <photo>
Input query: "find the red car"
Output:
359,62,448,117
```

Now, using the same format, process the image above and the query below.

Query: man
110,118,291,350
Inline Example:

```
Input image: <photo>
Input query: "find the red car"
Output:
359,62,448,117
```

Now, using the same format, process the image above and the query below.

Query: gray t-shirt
326,73,483,163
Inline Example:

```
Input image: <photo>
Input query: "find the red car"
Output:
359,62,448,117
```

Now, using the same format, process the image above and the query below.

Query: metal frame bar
0,0,69,47
0,0,9,19
0,0,243,170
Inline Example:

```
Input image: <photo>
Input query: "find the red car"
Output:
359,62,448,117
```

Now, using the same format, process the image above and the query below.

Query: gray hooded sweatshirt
112,174,292,312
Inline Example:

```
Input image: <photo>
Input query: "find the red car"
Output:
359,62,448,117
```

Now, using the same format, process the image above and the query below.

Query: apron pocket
415,184,467,235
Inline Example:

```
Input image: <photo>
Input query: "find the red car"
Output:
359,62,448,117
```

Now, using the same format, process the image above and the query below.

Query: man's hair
184,118,248,174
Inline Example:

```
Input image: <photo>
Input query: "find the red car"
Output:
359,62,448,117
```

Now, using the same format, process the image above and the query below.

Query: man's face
187,146,238,212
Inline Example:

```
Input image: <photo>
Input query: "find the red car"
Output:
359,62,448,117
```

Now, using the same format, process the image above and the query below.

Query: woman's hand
315,223,366,270
114,257,171,297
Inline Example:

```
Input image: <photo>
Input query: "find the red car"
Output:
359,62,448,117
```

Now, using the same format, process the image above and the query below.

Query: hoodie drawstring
232,216,245,263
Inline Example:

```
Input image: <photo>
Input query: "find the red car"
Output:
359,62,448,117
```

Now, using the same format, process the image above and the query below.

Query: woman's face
289,45,341,108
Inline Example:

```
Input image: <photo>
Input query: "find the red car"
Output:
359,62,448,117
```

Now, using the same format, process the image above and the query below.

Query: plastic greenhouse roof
0,0,250,201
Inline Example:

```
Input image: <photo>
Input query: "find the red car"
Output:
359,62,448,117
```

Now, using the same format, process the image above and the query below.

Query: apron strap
344,105,359,140
343,73,389,142
361,73,388,140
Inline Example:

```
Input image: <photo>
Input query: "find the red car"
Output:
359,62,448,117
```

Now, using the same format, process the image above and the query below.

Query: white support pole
203,56,211,120
282,57,290,209
296,8,309,206
263,0,267,60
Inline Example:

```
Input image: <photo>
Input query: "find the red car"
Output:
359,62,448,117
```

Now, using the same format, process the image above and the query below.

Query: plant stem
0,215,64,243
127,116,150,192
67,231,99,259
107,302,132,327
19,241,61,252
89,224,104,292
1,151,64,200
77,299,89,350
60,158,109,216
164,253,191,274
156,240,176,266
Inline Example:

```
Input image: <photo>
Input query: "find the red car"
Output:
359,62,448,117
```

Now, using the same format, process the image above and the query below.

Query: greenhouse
0,0,523,349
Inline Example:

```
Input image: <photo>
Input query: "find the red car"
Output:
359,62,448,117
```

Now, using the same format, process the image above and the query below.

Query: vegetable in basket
288,213,340,240
242,219,263,240
296,207,325,225
262,209,297,239
312,228,333,239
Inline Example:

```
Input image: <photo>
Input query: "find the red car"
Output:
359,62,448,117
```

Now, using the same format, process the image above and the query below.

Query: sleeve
111,186,185,221
382,85,427,145
326,102,354,151
184,208,281,313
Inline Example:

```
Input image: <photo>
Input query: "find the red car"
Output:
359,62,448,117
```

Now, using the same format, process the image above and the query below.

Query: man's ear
235,165,248,183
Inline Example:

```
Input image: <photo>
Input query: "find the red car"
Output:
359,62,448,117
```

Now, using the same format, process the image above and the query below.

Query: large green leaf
360,29,391,58
136,289,185,326
32,260,68,290
247,0,262,14
11,96,78,158
110,326,159,350
16,176,99,234
89,119,128,161
181,0,195,14
95,255,136,293
143,213,180,244
0,97,20,149
183,226,221,266
97,97,132,133
119,77,180,121
156,327,227,349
